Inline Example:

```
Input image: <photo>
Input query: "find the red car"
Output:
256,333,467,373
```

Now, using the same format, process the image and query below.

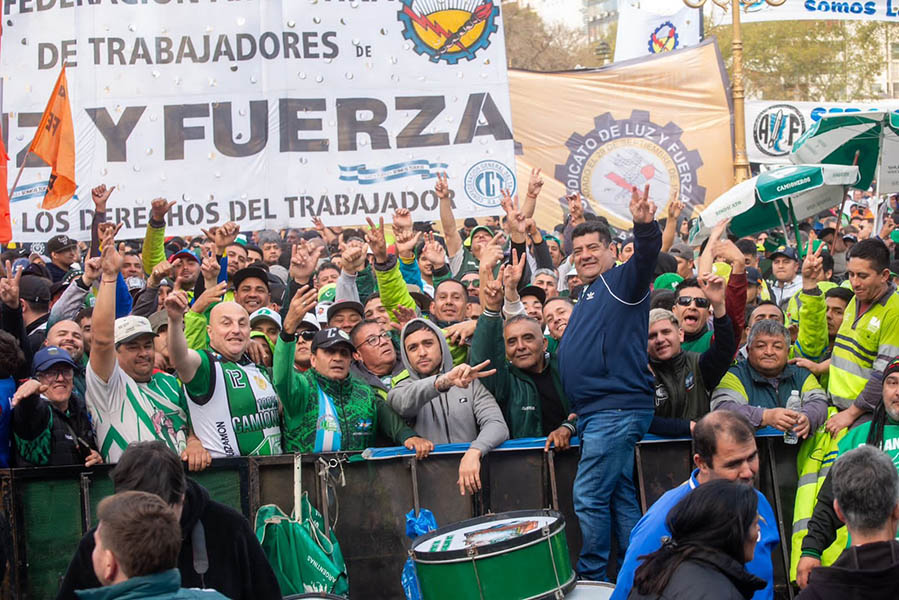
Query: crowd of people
2,170,899,599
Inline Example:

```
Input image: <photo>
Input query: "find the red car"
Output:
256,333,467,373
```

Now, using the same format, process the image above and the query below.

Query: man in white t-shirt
86,222,211,469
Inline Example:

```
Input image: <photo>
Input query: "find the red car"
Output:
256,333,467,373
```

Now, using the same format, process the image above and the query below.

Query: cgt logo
753,104,806,157
465,160,515,207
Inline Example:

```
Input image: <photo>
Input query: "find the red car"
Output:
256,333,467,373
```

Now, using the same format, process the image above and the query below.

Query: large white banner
0,0,516,242
733,0,899,23
746,100,899,164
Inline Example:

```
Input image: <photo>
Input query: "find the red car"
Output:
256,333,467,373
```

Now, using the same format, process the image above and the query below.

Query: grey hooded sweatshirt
388,318,508,454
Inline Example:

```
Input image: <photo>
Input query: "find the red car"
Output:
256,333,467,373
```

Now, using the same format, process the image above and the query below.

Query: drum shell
412,512,574,600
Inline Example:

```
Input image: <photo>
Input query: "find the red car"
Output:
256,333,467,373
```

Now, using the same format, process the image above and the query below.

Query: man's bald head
207,302,250,361
45,319,84,362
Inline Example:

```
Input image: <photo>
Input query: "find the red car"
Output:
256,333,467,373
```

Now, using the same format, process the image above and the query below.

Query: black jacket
627,548,766,600
55,479,281,600
798,540,899,600
12,392,96,467
649,315,735,437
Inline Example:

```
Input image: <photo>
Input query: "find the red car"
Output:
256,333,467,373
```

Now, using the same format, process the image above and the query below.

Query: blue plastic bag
402,509,437,600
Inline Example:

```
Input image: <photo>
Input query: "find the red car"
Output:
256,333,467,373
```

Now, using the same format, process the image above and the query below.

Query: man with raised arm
86,223,209,467
557,186,662,582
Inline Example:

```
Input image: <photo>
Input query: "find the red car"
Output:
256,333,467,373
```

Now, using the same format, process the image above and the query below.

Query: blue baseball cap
32,346,77,375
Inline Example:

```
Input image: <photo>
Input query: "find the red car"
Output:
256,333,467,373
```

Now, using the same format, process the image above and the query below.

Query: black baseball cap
519,284,546,306
19,275,51,304
768,246,798,261
327,300,364,322
232,266,270,291
311,327,355,352
47,234,77,254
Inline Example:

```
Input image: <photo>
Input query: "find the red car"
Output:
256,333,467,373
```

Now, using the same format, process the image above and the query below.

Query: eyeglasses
299,330,316,342
675,296,710,309
462,279,480,289
37,368,74,381
356,331,391,349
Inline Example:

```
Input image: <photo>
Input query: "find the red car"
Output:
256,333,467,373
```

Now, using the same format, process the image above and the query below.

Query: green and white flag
690,163,859,244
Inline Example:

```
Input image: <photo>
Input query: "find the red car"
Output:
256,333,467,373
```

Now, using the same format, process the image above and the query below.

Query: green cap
464,226,494,247
653,272,683,292
318,283,336,303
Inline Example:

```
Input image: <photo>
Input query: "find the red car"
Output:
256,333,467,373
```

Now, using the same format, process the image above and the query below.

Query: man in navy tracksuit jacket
558,187,661,581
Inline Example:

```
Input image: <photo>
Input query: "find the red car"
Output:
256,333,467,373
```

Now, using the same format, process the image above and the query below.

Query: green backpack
254,457,349,596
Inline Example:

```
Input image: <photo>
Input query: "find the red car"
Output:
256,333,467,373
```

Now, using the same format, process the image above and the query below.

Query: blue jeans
573,408,653,581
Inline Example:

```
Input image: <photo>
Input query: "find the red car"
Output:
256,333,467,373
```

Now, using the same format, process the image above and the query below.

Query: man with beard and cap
797,358,899,589
87,223,206,466
166,290,282,458
56,441,281,600
389,318,508,495
11,346,102,467
274,290,433,455
611,411,780,600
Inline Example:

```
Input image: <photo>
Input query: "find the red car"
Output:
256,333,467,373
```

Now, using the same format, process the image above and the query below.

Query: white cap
250,307,282,330
114,316,155,346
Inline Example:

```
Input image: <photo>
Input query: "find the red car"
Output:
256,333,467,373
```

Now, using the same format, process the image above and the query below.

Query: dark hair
821,251,834,275
350,318,382,345
110,441,187,505
735,239,757,256
22,298,50,314
544,297,574,311
674,277,702,296
825,286,854,304
316,261,340,276
632,480,759,595
75,306,93,324
0,331,25,378
435,278,467,297
848,238,890,273
363,292,381,306
97,491,181,578
403,319,437,342
571,221,612,246
692,411,755,468
746,300,784,323
651,289,676,311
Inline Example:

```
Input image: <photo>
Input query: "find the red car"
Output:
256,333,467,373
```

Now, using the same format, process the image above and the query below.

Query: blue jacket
558,221,661,413
75,569,228,600
611,469,779,600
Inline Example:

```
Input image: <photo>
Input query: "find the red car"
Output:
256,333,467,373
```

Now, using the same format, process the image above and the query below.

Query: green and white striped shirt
86,363,190,463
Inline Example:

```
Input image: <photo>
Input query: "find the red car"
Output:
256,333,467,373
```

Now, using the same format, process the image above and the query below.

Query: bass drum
411,509,574,600
565,580,615,598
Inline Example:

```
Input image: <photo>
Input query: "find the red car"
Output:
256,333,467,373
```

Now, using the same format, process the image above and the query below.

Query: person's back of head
632,480,759,595
831,445,899,541
110,441,187,506
93,491,181,586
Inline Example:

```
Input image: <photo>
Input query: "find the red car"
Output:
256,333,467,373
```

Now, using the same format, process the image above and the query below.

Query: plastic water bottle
784,390,802,445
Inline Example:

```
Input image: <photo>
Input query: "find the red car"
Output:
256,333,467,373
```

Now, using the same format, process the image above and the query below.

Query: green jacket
468,313,573,438
75,569,228,600
272,335,416,452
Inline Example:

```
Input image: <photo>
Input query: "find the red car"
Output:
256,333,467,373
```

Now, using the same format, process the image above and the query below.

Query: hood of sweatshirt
399,318,453,381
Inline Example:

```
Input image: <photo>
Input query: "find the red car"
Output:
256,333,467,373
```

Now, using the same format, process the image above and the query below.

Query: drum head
412,509,564,562
565,581,615,599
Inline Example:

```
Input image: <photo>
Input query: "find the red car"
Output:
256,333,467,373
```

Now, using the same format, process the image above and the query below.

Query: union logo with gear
554,110,705,226
397,0,499,65
649,21,678,54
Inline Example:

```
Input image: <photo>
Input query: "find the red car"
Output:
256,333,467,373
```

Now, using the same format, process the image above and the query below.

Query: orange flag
30,66,76,210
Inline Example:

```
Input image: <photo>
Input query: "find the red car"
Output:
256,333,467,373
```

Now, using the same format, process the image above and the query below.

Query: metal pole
730,0,751,184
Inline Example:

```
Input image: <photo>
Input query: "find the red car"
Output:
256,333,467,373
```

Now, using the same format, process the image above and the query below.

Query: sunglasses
462,279,480,288
299,330,317,341
676,296,710,309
